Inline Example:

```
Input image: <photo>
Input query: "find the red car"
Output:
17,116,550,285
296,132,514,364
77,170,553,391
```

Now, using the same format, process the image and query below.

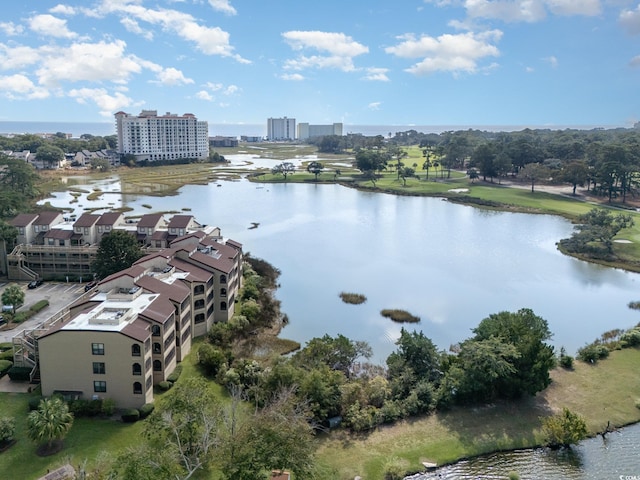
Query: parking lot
0,281,89,343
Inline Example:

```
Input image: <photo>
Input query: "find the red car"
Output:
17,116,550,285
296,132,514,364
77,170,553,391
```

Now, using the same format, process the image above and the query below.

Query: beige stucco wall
39,330,154,409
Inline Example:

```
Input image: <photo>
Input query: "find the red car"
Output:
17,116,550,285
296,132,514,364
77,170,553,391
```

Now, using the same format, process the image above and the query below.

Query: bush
158,381,172,391
383,457,407,480
620,328,640,347
0,349,14,361
197,343,226,377
69,399,103,417
28,396,43,411
0,342,13,351
121,409,140,423
577,343,610,364
29,300,49,313
139,403,155,419
7,366,31,381
0,416,16,443
166,364,182,383
101,398,116,416
0,360,12,376
559,354,574,369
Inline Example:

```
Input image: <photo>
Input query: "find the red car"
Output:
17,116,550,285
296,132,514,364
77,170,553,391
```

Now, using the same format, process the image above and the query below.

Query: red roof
138,214,164,228
10,213,38,227
73,213,100,228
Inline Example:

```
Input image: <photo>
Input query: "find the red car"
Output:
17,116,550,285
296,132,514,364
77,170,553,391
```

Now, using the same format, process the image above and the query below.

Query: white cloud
49,4,78,15
68,87,133,116
204,82,224,91
525,66,534,72
427,0,601,23
120,17,154,40
620,4,640,35
630,55,640,68
196,90,214,101
35,40,145,86
0,44,42,70
95,2,249,62
385,30,502,76
0,22,24,36
224,85,238,95
368,101,382,110
544,55,558,67
282,31,368,72
281,73,305,81
155,67,194,86
0,74,50,99
362,67,390,81
209,0,237,15
29,14,77,39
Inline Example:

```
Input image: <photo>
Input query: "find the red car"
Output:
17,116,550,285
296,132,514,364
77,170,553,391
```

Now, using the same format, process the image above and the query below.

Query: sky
0,0,639,128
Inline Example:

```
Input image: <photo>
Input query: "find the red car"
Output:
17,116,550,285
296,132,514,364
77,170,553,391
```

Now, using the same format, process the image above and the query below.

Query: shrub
0,349,14,361
559,354,574,369
577,343,610,364
166,364,182,384
8,366,31,381
101,398,116,416
158,381,172,391
0,416,16,443
28,396,43,411
0,342,12,351
508,472,521,480
620,328,640,347
383,457,407,480
29,300,49,313
139,403,155,419
69,399,104,417
541,407,588,448
0,360,13,376
121,409,140,423
197,343,226,377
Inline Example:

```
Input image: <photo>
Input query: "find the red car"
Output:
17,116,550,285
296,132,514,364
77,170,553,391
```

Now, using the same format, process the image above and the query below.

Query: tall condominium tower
115,110,209,162
267,117,296,141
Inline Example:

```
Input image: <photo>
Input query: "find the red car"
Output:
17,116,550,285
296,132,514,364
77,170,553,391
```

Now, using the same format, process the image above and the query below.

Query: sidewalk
0,374,32,393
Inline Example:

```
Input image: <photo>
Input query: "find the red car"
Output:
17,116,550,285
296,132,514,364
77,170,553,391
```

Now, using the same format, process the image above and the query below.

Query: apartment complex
6,212,219,281
13,224,243,409
115,110,209,162
297,123,343,140
267,117,296,141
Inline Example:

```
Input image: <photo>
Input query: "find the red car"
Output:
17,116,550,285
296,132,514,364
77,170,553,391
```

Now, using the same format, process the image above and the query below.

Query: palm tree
27,397,74,454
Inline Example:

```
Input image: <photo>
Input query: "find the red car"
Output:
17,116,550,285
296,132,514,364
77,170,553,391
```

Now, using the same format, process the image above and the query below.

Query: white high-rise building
297,123,343,140
115,110,209,162
267,117,296,141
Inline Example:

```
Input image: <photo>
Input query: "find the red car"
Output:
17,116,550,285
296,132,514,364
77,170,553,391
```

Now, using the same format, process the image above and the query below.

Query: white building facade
267,117,296,141
297,123,343,140
115,110,209,162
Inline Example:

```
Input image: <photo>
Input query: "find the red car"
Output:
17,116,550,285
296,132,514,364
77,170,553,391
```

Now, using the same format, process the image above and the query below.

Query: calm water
44,165,640,364
411,422,640,479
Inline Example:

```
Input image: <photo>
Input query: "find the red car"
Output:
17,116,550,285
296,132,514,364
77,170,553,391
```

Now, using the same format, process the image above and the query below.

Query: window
220,288,227,297
194,313,205,324
220,301,227,311
153,342,161,354
194,285,204,295
92,362,105,374
132,363,142,376
92,343,105,355
153,360,162,371
152,325,161,336
93,381,107,393
133,382,142,395
194,299,205,310
220,274,227,283
131,344,141,356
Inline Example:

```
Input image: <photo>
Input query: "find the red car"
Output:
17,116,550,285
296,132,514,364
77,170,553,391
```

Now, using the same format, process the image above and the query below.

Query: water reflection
410,423,640,479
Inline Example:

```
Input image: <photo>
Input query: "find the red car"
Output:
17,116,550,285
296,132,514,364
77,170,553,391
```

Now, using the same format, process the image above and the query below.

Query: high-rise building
267,117,296,141
297,123,343,140
115,110,209,162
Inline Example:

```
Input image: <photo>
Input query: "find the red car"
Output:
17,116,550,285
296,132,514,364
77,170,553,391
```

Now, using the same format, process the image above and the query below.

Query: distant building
297,122,343,140
267,117,296,141
114,110,209,162
240,135,262,143
210,136,239,148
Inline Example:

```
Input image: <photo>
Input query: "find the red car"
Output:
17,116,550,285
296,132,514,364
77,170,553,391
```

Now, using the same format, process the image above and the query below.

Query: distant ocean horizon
0,120,627,139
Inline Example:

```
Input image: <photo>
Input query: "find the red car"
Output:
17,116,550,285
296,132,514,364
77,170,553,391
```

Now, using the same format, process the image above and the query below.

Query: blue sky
0,0,639,128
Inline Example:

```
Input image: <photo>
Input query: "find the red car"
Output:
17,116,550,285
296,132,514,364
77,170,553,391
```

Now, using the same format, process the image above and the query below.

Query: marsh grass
339,292,367,305
380,309,420,323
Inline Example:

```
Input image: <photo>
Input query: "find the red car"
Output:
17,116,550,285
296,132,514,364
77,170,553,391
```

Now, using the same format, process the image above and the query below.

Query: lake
44,162,640,364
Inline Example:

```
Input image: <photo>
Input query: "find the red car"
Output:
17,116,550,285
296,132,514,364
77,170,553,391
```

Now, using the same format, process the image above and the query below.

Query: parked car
0,316,5,327
28,279,44,289
1,305,14,313
84,281,98,292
